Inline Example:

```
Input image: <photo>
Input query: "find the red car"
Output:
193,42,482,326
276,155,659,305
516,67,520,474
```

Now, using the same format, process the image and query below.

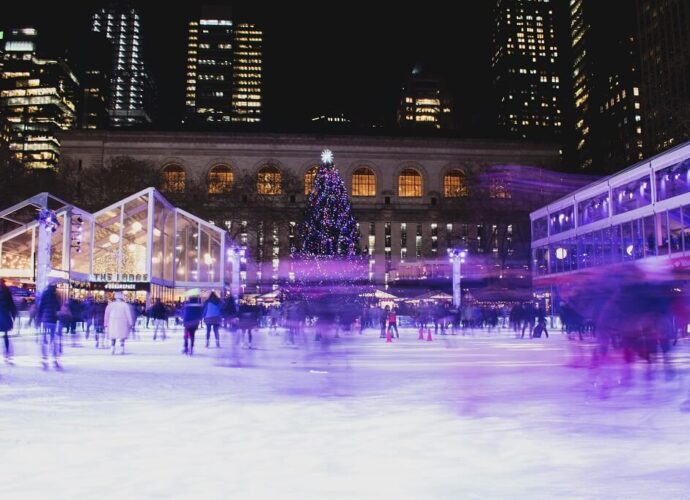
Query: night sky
4,1,496,134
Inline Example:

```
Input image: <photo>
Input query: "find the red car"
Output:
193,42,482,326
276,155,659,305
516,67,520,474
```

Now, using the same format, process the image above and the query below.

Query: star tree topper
321,148,334,165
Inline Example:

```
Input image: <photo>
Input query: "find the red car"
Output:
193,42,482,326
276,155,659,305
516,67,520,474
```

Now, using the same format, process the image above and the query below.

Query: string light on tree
300,149,360,257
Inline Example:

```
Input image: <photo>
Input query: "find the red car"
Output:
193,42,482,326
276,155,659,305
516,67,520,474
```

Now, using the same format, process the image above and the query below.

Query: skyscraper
492,0,563,140
231,22,262,123
92,2,154,127
185,6,234,123
70,32,112,130
570,0,644,172
396,66,453,130
636,0,690,155
185,7,262,125
0,28,79,169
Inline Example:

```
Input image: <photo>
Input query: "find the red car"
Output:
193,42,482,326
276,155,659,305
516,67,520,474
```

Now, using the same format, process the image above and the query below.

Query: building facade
570,0,644,172
231,22,262,123
636,0,690,156
59,130,581,295
396,67,453,130
92,2,154,127
492,0,564,140
185,7,262,125
75,32,112,131
0,28,79,169
531,140,690,312
185,6,235,123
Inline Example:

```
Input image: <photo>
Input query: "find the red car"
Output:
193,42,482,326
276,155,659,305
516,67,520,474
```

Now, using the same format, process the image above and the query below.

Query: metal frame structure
0,188,233,299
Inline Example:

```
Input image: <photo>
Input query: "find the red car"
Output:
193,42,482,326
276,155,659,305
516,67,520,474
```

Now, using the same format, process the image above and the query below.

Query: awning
359,288,399,300
406,290,453,303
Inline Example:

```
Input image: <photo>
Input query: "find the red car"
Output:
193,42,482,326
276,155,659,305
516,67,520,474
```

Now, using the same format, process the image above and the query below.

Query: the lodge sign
90,273,149,282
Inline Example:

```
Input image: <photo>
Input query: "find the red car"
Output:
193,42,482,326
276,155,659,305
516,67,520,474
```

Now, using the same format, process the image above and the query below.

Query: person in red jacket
387,307,399,339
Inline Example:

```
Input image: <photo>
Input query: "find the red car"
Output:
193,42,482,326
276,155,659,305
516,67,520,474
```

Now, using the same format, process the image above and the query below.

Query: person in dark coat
150,298,168,341
0,280,18,361
67,298,81,334
182,295,203,355
37,284,61,368
92,300,107,348
222,296,238,330
238,302,259,348
82,297,95,338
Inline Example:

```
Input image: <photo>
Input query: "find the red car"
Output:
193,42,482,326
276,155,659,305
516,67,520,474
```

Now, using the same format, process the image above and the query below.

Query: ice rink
1,325,690,499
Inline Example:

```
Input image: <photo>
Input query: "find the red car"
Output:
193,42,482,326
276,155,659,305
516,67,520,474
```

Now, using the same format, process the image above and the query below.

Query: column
391,222,401,277
374,221,386,285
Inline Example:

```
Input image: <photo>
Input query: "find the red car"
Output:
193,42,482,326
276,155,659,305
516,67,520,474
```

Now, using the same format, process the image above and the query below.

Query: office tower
636,0,690,154
185,7,262,124
186,6,234,123
92,2,154,127
231,22,262,123
571,0,644,172
0,28,79,169
72,32,111,130
397,66,453,130
492,0,563,140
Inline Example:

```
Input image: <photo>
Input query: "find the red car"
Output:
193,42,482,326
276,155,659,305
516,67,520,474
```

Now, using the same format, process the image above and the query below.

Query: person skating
82,296,95,339
36,283,61,369
202,292,222,348
387,307,399,339
150,298,168,341
379,305,387,339
92,300,106,348
238,302,259,348
182,295,203,355
104,292,134,355
0,280,17,363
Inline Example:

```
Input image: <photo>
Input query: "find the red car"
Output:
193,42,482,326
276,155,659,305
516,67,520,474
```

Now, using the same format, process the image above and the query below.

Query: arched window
161,165,186,193
352,167,376,197
208,165,234,194
304,165,318,195
257,165,282,195
398,168,422,197
444,170,468,197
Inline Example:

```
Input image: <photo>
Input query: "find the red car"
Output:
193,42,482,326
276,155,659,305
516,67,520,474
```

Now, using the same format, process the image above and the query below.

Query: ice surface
1,326,690,499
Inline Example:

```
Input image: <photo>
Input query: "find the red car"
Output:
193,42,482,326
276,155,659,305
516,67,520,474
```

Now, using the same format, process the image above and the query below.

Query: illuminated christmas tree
300,149,360,257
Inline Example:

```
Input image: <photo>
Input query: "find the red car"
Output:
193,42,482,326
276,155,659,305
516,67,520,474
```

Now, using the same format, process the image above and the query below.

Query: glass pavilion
0,188,233,302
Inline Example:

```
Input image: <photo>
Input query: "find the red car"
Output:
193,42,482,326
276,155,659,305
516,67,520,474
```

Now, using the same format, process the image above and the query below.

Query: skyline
3,1,496,133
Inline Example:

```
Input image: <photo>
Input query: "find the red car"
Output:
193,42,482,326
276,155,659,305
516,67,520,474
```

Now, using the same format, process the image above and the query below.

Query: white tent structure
0,188,235,302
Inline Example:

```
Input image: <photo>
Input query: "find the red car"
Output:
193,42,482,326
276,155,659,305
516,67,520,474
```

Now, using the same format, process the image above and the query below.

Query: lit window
444,170,468,197
161,165,186,193
352,167,376,197
257,166,282,195
398,169,422,197
304,165,318,195
208,165,234,194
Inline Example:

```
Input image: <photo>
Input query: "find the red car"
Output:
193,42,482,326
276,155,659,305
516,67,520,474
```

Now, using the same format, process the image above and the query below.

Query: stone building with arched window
59,130,588,294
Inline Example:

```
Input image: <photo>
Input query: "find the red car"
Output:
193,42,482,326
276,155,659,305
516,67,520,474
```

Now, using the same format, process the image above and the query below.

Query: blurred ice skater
105,292,134,355
0,280,17,363
37,283,61,369
182,291,203,355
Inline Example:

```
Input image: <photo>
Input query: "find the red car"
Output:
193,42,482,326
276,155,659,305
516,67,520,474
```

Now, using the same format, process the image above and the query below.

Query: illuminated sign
90,282,151,291
91,273,149,282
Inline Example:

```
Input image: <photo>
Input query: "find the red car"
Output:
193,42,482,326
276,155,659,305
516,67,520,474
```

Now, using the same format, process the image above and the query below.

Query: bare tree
54,156,160,211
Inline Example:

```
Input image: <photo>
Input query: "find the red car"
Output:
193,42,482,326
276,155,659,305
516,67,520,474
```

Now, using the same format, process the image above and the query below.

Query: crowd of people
0,279,687,377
